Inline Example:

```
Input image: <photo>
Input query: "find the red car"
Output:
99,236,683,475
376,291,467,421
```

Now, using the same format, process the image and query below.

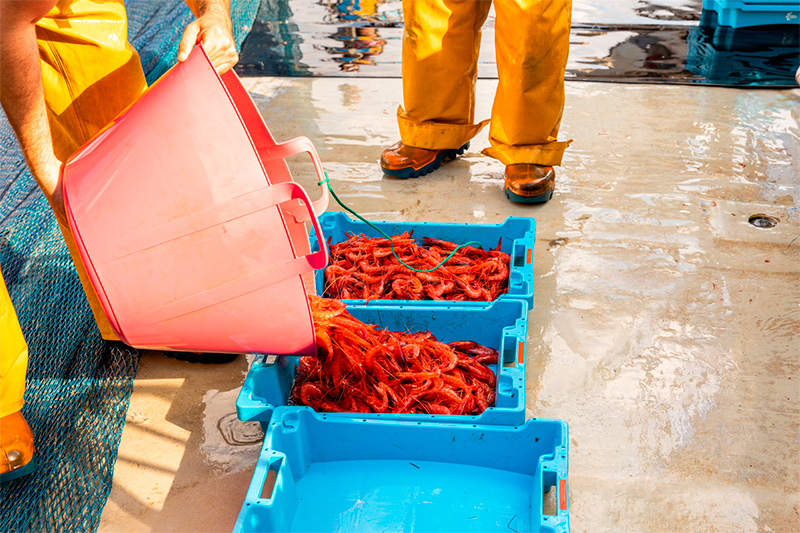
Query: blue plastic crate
699,11,800,49
687,20,800,85
237,300,529,428
311,212,536,307
703,0,799,27
234,407,570,533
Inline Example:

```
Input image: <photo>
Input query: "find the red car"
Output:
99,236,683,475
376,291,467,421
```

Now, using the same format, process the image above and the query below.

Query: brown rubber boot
504,164,556,204
1,411,36,483
380,141,469,178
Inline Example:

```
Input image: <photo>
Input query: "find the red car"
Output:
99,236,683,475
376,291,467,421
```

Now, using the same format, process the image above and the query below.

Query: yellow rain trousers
36,0,148,341
398,0,573,166
1,270,28,419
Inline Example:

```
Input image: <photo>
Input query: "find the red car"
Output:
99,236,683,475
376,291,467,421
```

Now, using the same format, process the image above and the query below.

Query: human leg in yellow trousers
0,270,36,483
36,0,148,341
381,0,573,203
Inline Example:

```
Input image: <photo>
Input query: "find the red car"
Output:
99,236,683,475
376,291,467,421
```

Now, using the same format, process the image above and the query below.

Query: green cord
319,173,482,273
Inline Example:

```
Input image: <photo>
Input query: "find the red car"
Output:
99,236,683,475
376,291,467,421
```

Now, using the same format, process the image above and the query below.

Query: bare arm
0,0,65,219
178,0,238,74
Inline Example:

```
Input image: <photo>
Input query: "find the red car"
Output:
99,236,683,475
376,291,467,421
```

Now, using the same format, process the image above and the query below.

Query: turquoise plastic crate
237,300,529,427
703,0,799,27
310,212,536,307
687,20,800,85
234,407,570,533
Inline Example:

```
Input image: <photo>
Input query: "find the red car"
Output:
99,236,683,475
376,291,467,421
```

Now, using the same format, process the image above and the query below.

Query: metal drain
748,214,779,229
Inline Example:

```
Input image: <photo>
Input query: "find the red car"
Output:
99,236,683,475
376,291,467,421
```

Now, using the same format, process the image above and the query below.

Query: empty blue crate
235,407,570,533
702,0,799,27
237,299,529,428
310,212,536,307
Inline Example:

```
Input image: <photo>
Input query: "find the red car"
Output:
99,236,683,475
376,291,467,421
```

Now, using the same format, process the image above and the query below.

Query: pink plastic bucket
62,46,329,356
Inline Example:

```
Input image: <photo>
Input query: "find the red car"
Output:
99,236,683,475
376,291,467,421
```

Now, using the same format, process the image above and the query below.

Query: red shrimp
465,362,496,388
441,373,470,390
473,388,489,412
395,371,440,381
299,383,324,405
431,345,458,372
423,388,462,408
379,382,401,407
485,257,509,282
298,296,500,416
421,238,457,251
363,344,383,373
394,394,421,413
315,330,334,359
425,280,455,299
363,383,389,412
425,404,452,415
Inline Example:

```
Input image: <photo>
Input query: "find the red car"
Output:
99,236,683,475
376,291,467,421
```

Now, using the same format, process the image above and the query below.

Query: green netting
0,1,258,530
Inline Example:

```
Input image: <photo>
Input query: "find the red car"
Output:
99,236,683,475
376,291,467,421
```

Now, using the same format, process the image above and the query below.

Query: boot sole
1,454,37,484
505,187,554,204
381,142,469,179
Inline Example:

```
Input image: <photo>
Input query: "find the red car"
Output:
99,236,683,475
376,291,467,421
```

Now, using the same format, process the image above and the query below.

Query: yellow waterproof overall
398,0,572,166
37,0,148,341
0,271,28,419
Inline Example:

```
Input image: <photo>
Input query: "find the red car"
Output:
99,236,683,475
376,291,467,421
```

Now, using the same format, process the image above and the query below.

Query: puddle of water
236,0,800,86
200,388,263,473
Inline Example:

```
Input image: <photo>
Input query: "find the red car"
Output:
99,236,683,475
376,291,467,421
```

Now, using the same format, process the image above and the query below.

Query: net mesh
0,1,258,530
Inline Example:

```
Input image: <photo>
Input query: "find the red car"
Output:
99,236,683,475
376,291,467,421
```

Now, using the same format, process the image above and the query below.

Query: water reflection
686,19,800,85
633,0,702,22
568,25,693,82
318,26,387,72
319,0,402,24
313,1,395,71
569,22,800,85
236,0,800,86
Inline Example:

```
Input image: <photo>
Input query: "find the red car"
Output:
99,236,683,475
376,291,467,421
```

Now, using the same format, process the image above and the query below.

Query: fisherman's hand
178,10,238,74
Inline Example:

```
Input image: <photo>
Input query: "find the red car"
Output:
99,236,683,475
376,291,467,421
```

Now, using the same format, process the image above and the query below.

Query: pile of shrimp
291,296,498,415
323,233,510,301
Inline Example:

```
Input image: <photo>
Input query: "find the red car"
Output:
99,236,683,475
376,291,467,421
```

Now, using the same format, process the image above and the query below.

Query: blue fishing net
0,1,258,531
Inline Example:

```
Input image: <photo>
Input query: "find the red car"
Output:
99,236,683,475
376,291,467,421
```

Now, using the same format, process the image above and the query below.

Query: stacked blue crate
702,0,799,28
235,212,570,532
311,212,537,308
237,300,529,428
687,9,800,86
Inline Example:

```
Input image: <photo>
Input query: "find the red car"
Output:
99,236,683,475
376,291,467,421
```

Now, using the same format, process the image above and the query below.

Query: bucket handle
285,181,329,271
256,136,329,217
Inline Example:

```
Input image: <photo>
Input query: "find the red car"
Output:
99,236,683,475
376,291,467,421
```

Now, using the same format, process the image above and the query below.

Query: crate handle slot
512,241,526,267
542,476,568,520
260,457,283,500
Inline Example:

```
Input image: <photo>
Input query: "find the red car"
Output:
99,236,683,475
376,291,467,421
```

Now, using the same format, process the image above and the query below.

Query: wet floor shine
250,78,800,532
100,77,800,532
235,0,800,86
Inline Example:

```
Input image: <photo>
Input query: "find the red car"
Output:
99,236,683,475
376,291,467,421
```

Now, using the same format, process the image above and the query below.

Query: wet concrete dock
99,78,800,531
